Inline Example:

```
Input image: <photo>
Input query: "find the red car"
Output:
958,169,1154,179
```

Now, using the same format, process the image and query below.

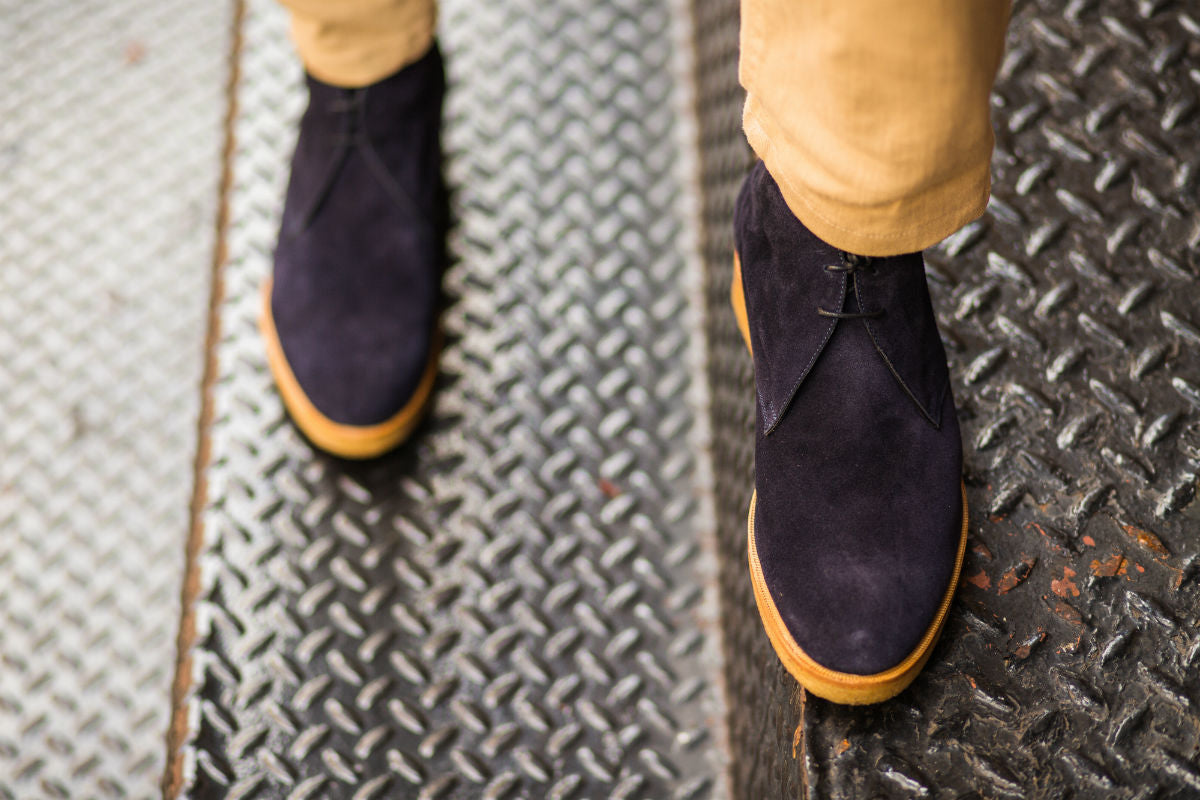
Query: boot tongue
749,252,950,435
851,253,950,429
735,162,949,434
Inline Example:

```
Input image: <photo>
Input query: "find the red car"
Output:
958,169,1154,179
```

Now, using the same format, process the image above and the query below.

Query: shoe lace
328,89,366,123
816,253,884,319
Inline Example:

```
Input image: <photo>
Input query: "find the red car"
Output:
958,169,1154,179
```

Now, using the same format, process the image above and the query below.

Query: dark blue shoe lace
817,253,884,319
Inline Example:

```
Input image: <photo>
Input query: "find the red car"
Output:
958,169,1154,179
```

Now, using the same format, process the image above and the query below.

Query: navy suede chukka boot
731,160,967,705
260,44,446,459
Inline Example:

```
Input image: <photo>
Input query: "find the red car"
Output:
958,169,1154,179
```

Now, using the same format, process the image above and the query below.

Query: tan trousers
280,0,1010,257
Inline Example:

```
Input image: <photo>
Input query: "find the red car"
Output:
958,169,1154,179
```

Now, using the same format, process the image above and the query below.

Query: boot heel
731,251,753,357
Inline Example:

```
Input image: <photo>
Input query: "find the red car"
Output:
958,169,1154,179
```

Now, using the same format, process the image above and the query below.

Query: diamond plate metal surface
693,0,1200,797
175,0,729,797
0,1,232,797
690,2,813,796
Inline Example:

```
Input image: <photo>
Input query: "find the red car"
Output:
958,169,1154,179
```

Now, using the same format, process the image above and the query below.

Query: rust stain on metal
1121,523,1170,557
1089,552,1128,577
965,570,991,590
1025,520,1069,555
793,685,810,799
1044,594,1083,625
1051,566,1080,598
835,738,851,756
998,555,1037,593
1154,560,1184,589
1011,629,1046,660
972,540,994,560
124,41,147,65
597,478,622,498
1081,534,1096,547
163,4,244,798
1057,633,1083,655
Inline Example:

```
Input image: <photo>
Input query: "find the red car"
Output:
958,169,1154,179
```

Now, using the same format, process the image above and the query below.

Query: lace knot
816,252,883,319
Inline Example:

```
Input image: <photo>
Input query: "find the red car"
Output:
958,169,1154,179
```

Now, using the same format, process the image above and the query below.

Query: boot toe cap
753,486,963,677
275,310,434,428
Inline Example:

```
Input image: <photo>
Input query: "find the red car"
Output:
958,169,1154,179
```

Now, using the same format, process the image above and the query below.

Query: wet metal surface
0,1,231,797
693,0,1200,797
175,0,728,797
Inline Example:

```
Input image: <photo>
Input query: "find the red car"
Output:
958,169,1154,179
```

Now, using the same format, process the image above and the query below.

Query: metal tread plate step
4,0,1198,797
693,0,1200,796
0,1,231,797
175,0,729,797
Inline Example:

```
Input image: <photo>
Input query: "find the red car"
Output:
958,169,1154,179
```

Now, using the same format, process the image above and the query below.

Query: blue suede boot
732,160,967,704
261,45,445,459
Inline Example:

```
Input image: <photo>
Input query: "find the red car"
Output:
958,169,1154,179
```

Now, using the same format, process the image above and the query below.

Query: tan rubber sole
259,280,439,459
733,251,967,704
731,253,753,357
748,486,968,704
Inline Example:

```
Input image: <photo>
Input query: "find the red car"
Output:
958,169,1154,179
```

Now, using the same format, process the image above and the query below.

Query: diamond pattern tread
0,2,232,797
174,1,728,798
692,0,1200,797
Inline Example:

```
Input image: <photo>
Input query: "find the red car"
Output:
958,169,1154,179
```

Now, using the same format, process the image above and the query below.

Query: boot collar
736,167,949,435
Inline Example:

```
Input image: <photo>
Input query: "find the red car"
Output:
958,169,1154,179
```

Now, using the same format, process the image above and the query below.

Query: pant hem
289,9,436,88
743,99,994,257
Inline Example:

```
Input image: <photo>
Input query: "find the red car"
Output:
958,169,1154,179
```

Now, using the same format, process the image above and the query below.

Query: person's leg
732,0,1010,704
282,0,436,88
262,0,445,459
740,0,1009,256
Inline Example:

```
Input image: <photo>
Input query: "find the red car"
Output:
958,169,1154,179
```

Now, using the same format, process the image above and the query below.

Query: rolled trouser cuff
286,0,437,88
743,96,993,257
738,0,1009,256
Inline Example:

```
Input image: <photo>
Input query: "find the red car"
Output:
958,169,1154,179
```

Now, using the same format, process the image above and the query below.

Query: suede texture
271,44,445,426
735,160,963,676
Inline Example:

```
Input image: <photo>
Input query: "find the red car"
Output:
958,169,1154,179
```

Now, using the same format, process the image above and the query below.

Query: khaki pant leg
740,0,1010,255
280,0,437,88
